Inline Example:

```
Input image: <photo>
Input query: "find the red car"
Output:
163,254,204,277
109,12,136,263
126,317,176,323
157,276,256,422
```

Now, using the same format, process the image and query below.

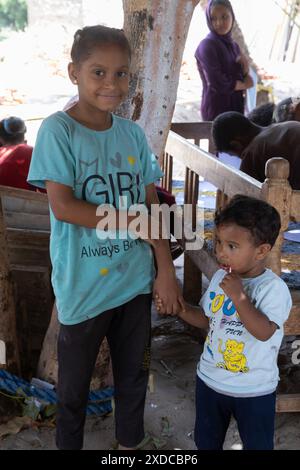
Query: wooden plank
171,122,213,140
276,394,300,412
290,191,300,221
0,340,6,367
166,131,262,198
0,185,47,202
183,252,202,305
2,196,49,215
4,211,50,230
7,227,50,242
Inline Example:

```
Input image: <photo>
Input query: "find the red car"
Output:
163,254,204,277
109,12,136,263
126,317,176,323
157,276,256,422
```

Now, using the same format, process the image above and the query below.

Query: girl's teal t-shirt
28,111,163,325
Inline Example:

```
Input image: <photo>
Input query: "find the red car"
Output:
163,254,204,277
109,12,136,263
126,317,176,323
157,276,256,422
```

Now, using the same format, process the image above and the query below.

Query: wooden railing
163,123,300,413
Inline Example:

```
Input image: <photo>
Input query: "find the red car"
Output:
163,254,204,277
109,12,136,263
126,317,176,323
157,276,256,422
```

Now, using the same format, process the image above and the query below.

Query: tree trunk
37,304,112,390
121,0,200,161
0,199,20,374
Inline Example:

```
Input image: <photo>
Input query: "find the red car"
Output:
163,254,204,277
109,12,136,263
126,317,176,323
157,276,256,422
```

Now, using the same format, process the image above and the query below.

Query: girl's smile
68,44,130,130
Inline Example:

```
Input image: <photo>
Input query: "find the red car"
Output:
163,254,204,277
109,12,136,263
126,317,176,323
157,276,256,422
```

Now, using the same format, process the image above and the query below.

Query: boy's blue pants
195,376,276,450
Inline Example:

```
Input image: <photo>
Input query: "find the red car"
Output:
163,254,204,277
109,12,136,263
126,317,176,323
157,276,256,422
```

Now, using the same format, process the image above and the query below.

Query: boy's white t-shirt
197,269,292,397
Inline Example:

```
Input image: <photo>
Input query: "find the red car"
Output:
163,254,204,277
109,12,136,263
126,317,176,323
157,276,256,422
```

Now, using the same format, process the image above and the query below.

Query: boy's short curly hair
71,25,131,65
214,195,281,247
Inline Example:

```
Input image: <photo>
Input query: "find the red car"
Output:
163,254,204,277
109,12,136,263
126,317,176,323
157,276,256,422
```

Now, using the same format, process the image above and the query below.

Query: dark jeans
56,293,152,450
195,376,276,450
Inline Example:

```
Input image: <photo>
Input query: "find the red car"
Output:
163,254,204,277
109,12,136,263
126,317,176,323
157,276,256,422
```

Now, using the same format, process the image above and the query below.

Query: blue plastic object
0,369,113,416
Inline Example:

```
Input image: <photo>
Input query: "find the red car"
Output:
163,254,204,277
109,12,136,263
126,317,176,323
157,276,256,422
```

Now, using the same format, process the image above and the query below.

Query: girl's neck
67,103,112,131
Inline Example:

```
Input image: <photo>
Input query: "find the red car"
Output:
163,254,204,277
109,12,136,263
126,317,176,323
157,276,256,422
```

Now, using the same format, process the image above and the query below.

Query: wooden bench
0,186,53,376
163,123,300,413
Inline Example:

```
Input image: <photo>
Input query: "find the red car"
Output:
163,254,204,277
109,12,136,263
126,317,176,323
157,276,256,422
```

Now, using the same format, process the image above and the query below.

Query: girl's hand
219,272,245,303
155,293,187,316
153,273,183,316
129,213,159,248
155,294,164,313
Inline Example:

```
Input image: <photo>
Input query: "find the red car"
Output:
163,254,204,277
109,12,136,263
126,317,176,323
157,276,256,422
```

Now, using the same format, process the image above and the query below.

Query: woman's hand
236,53,249,76
235,74,254,91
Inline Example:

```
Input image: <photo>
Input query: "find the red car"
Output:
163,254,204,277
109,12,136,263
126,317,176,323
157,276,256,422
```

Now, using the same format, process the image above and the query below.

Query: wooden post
183,167,202,304
261,158,292,276
0,197,20,374
37,303,112,389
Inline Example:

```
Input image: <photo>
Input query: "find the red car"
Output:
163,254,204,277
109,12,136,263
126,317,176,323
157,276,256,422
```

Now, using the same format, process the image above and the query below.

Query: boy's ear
68,62,78,85
256,243,272,260
229,139,244,156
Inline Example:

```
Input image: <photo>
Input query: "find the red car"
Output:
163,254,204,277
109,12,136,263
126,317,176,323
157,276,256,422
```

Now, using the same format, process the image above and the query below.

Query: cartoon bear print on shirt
217,339,249,373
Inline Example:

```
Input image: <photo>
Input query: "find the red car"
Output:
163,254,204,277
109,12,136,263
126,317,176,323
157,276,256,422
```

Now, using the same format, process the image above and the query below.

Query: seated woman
0,116,36,191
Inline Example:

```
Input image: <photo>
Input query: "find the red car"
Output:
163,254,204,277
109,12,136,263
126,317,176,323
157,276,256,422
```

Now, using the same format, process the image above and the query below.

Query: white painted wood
0,340,6,366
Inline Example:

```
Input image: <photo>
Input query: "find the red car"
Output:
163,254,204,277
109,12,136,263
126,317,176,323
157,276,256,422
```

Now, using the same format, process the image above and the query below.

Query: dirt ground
1,260,300,451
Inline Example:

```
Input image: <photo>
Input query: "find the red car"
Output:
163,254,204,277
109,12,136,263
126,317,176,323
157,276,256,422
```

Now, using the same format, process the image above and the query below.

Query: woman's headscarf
206,0,235,45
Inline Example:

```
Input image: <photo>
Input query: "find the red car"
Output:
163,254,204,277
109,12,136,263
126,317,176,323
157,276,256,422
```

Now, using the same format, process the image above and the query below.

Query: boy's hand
219,272,246,303
155,293,186,316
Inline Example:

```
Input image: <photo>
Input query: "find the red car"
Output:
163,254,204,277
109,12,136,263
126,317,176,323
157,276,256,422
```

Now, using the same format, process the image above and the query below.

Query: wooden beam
0,185,47,202
290,191,300,220
166,131,262,198
0,340,6,368
276,394,300,412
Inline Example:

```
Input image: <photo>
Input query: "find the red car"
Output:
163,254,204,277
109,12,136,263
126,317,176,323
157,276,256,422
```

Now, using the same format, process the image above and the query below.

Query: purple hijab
206,0,236,46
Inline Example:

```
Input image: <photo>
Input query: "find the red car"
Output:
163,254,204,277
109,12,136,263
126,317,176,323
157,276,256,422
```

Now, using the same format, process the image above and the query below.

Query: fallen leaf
0,416,33,439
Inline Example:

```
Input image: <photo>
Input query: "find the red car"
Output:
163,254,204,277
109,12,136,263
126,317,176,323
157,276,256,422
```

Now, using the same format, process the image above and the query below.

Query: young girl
28,25,181,450
195,0,253,121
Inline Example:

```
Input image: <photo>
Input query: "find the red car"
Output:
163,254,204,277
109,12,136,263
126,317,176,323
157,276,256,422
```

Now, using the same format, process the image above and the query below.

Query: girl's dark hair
71,25,131,64
214,195,281,247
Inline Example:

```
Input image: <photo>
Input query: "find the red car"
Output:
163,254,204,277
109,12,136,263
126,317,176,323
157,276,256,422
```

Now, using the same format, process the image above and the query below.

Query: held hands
154,274,185,316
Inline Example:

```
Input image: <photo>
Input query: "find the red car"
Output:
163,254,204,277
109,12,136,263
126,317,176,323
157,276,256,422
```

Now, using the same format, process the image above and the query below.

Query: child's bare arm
46,181,157,246
155,295,209,330
178,299,209,330
46,181,136,229
145,183,182,315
